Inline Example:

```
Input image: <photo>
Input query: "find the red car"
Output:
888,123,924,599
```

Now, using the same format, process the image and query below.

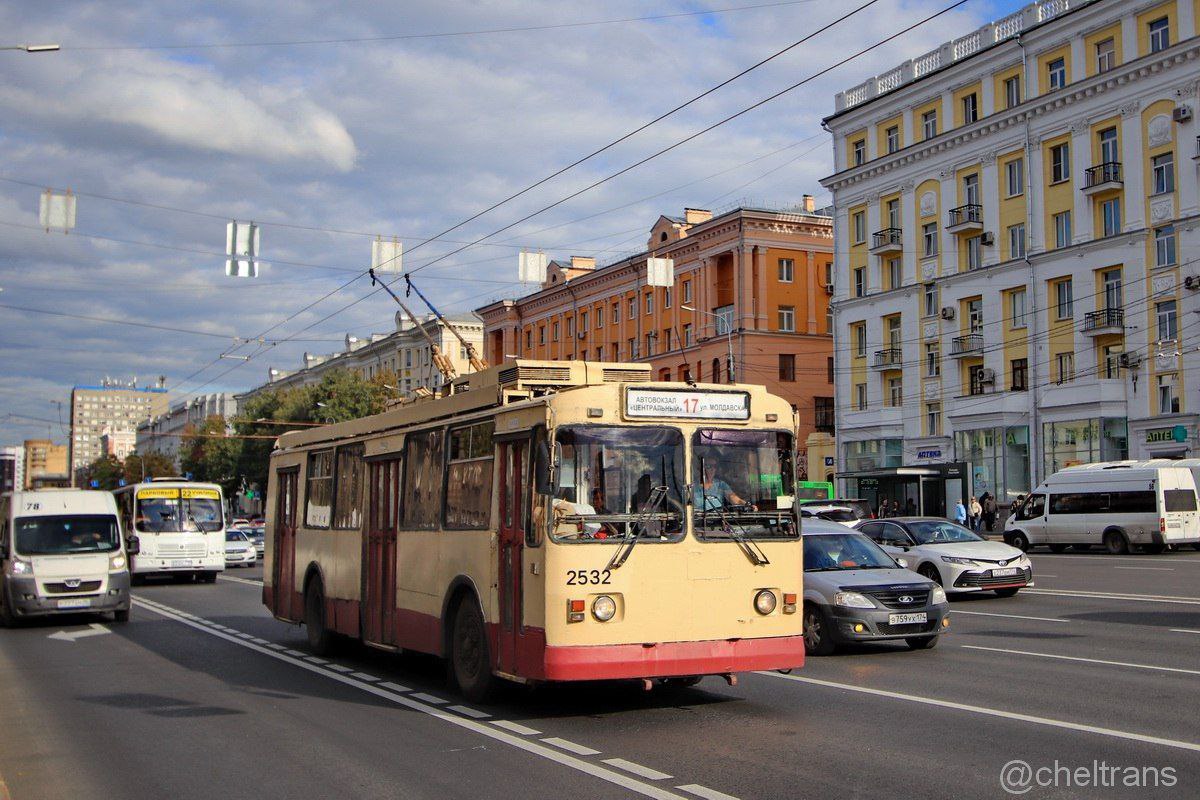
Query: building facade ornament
920,192,937,217
1147,113,1174,147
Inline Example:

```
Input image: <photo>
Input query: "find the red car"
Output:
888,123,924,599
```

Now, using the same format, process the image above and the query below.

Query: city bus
263,360,804,699
113,480,226,582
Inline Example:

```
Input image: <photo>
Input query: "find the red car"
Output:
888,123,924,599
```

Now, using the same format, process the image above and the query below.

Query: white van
0,490,137,625
1004,464,1200,554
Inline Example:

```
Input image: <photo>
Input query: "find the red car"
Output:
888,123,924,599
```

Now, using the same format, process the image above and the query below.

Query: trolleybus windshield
692,429,797,540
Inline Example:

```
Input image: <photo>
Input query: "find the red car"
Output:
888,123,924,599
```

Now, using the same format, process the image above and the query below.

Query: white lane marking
1035,574,1057,578
492,720,541,736
448,704,491,719
130,597,688,800
411,692,449,705
960,645,1200,677
219,575,264,586
677,785,740,800
326,663,354,673
350,672,380,682
1030,554,1200,564
266,643,285,650
604,759,673,781
236,632,254,638
284,649,306,657
1024,589,1200,606
759,671,1200,753
1114,566,1175,571
1171,629,1200,635
47,623,109,642
380,681,411,693
951,609,1068,623
305,656,329,664
542,737,601,756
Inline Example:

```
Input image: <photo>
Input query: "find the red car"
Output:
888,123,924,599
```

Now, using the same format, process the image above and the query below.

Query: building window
827,356,834,383
1158,374,1180,413
613,303,620,324
566,317,575,337
778,305,795,332
1056,351,1075,384
1050,142,1070,183
1102,268,1123,309
1098,127,1119,165
1047,57,1066,90
611,342,619,361
1100,198,1121,237
886,198,900,229
967,298,983,333
855,382,868,410
824,261,833,287
815,396,834,431
663,287,672,309
644,333,654,357
886,376,903,407
922,222,939,257
628,298,636,319
538,326,546,345
924,283,938,317
661,328,672,351
1053,211,1072,248
853,267,866,297
926,402,942,436
778,258,794,282
852,138,866,166
1008,223,1026,259
852,211,866,244
853,323,866,357
552,321,560,341
1155,225,1177,267
962,92,978,124
683,280,692,303
925,342,940,377
595,307,603,328
968,364,987,396
966,235,982,271
1004,75,1021,108
1095,37,1115,72
1148,17,1170,53
680,323,693,348
1103,344,1123,379
1006,158,1024,196
1055,279,1074,319
778,354,796,382
886,125,900,153
628,337,637,358
922,109,937,139
1011,358,1028,391
962,173,979,206
1157,300,1178,341
644,293,653,314
886,258,901,289
1151,152,1175,195
1011,288,1027,328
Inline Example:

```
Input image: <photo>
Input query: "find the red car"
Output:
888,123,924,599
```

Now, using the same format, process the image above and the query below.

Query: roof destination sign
625,388,750,420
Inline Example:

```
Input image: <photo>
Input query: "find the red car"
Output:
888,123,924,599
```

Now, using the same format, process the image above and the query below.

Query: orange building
477,203,836,478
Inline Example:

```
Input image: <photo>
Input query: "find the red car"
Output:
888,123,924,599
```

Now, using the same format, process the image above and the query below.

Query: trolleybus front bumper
541,634,805,681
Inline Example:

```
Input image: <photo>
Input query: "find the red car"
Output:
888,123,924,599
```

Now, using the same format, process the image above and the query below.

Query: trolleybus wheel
451,599,496,702
304,576,335,656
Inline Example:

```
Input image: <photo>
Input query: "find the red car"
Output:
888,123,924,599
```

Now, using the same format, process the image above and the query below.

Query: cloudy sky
0,0,1021,444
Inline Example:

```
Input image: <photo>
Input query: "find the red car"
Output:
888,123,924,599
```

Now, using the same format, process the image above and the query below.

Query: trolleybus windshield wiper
719,511,771,566
606,485,667,571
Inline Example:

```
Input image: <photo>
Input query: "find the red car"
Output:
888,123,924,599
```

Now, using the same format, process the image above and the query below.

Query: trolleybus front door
273,468,299,619
497,440,527,674
364,458,401,647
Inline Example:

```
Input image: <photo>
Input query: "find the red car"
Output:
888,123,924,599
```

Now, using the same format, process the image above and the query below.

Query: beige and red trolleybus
263,360,804,699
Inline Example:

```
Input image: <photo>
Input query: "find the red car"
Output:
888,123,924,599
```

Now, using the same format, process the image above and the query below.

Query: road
2,553,1198,799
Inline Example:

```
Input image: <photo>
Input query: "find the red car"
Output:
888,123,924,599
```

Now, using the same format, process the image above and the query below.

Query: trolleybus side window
332,444,366,530
445,421,495,530
403,429,444,530
305,450,334,529
693,429,798,540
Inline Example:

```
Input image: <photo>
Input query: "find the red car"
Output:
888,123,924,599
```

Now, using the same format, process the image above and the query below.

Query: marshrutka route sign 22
625,388,750,420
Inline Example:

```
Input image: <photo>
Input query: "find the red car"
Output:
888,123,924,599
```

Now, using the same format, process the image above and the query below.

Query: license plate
993,567,1020,577
58,598,92,609
888,612,927,625
171,559,192,568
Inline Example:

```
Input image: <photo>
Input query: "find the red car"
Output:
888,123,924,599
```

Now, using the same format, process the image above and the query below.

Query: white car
224,530,257,568
853,517,1032,596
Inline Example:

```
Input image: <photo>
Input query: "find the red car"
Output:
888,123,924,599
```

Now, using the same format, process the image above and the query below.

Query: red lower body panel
541,635,806,681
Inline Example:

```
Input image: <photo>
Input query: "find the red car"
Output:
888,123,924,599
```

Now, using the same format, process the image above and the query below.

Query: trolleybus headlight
592,595,617,622
754,589,777,615
109,554,126,571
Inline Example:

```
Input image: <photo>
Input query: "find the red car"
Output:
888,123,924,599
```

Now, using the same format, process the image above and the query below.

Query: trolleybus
114,480,227,582
263,360,804,699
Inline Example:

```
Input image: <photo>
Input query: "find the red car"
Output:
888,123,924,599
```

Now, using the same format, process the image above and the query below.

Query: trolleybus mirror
535,439,558,495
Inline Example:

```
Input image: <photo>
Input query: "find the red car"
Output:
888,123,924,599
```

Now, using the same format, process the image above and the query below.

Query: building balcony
869,228,903,255
946,204,983,234
1082,162,1123,195
1082,307,1124,336
950,333,983,357
872,348,903,369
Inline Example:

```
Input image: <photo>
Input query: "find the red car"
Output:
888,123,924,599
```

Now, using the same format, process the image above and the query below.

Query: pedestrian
954,499,968,525
969,495,983,532
877,498,890,518
982,492,997,532
904,498,916,516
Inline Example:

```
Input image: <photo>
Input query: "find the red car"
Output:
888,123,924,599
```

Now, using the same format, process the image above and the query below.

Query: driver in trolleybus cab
693,461,757,512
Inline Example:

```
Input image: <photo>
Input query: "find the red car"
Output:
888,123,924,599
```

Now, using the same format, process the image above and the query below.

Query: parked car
801,518,949,654
854,517,1031,596
798,498,873,520
224,530,257,568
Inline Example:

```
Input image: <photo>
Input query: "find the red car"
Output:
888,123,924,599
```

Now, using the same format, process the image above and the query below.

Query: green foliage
82,451,179,489
82,455,124,490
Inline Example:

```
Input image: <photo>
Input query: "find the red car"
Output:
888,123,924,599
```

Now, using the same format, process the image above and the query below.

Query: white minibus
0,489,136,625
1004,464,1200,554
113,480,226,582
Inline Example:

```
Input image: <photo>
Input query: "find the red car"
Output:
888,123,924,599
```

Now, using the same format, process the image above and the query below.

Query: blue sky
0,0,1026,444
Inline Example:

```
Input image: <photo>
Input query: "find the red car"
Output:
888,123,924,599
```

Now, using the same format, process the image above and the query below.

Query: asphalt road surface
3,552,1199,799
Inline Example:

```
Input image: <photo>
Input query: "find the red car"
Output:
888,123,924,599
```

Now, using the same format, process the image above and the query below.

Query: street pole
682,305,735,383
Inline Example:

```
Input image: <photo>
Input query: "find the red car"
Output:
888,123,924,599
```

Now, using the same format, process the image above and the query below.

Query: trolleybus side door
274,468,299,620
364,457,401,647
497,439,528,674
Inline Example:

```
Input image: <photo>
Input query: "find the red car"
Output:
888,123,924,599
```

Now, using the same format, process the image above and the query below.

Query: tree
82,455,124,490
180,416,242,495
123,451,176,483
